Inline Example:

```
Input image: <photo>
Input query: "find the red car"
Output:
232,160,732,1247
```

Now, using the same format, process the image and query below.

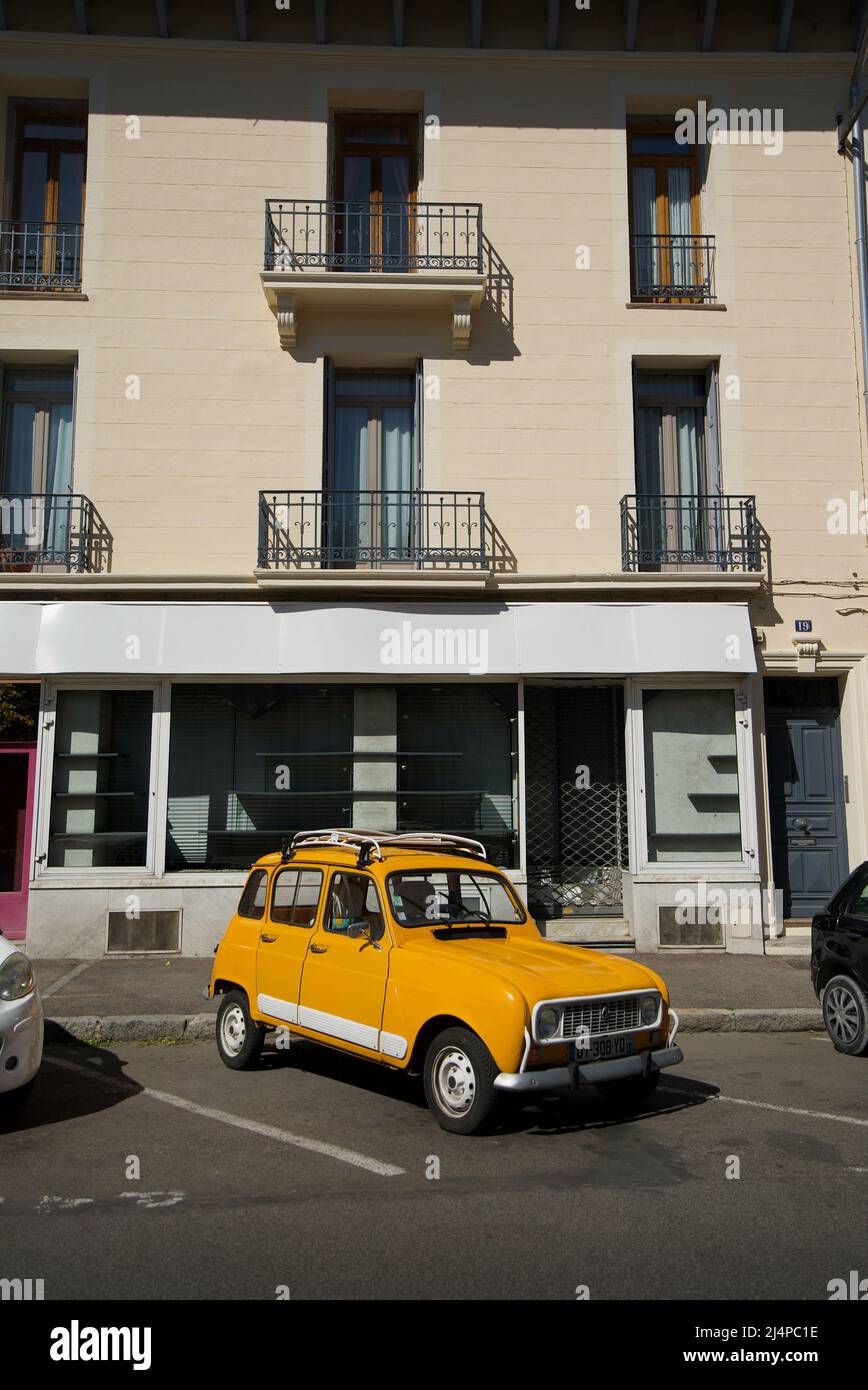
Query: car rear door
255,866,324,1026
297,869,392,1054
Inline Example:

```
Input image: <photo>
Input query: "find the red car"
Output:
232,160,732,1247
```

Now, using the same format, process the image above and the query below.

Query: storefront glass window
642,687,742,862
48,689,153,868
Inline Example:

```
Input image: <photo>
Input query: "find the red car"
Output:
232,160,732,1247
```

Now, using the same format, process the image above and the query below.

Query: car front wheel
216,990,265,1070
822,975,868,1056
423,1026,498,1135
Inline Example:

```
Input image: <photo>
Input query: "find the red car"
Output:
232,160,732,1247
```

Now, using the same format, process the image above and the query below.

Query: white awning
0,601,756,677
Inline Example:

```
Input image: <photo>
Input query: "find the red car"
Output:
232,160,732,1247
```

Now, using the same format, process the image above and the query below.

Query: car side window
325,872,385,938
844,872,868,921
238,869,268,921
271,869,323,928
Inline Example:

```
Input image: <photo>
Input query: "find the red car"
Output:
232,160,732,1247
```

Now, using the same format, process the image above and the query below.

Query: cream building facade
0,1,865,958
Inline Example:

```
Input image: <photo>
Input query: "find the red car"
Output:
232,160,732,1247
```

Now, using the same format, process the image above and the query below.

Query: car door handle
260,933,277,944
310,943,328,954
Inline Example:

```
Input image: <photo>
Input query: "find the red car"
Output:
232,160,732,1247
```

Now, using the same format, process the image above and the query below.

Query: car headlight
536,1006,561,1041
0,952,35,1002
641,993,661,1026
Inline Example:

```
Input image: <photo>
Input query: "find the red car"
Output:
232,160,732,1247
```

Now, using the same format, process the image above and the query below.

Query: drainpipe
851,105,868,428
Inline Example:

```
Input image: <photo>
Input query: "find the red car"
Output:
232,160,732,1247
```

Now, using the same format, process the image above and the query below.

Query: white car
0,934,43,1110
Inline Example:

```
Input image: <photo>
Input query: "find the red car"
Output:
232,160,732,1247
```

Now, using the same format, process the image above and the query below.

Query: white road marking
118,1191,184,1208
40,961,94,1000
37,1195,94,1211
662,1084,868,1129
44,1055,405,1177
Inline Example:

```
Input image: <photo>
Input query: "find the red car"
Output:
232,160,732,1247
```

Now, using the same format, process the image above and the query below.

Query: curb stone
679,1007,823,1033
44,1008,824,1045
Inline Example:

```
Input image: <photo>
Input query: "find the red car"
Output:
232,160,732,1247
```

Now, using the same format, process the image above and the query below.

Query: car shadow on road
257,1038,719,1136
0,1029,143,1136
509,1074,719,1138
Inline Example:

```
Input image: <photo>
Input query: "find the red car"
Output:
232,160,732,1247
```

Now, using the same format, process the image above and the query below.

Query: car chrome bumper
493,1043,684,1094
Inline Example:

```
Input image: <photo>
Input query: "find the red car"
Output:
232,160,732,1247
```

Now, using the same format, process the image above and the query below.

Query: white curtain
667,166,693,291
333,405,368,557
631,166,658,294
381,405,414,557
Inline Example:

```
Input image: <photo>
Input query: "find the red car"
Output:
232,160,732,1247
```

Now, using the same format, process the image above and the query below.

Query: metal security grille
561,994,644,1037
525,685,628,917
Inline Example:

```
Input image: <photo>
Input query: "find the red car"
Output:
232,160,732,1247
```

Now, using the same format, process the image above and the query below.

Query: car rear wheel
595,1070,659,1109
216,990,265,1070
423,1026,498,1135
822,975,868,1056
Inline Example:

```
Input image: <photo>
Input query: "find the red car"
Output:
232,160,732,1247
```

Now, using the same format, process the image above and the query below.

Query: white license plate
570,1034,634,1062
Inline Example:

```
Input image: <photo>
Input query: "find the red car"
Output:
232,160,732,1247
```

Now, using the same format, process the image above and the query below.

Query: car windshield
387,869,524,927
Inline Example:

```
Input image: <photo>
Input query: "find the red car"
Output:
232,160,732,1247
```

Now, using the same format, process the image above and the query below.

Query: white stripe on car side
257,994,407,1058
257,993,297,1025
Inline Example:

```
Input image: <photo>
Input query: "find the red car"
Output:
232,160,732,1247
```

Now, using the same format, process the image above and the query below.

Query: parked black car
812,861,868,1055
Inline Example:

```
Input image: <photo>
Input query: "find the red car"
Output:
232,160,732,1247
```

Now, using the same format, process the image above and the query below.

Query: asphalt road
1,1031,866,1301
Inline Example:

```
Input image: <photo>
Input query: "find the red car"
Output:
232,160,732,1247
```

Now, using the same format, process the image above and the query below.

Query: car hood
403,932,668,1007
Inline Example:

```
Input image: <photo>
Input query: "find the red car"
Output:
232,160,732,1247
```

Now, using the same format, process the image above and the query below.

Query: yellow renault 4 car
207,829,683,1134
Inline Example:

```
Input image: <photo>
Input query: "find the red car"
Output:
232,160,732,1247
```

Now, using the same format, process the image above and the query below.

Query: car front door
255,866,324,1026
297,869,391,1054
835,869,868,992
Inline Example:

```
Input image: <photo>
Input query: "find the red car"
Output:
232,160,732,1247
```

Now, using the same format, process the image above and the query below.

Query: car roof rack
284,828,488,867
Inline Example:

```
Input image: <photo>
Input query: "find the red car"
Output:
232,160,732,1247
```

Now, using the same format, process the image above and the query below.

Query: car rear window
237,869,268,921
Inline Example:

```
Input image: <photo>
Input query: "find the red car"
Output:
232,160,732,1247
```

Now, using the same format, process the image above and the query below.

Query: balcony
260,199,487,350
0,494,111,573
0,222,84,291
258,490,489,570
630,233,716,304
620,494,761,573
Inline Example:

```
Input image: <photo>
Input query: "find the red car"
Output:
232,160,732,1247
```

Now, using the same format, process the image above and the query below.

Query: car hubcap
825,985,861,1045
221,1005,246,1056
433,1047,476,1115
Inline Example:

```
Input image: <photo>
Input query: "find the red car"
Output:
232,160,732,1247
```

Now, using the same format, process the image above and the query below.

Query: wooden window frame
11,106,87,278
627,122,702,304
333,112,419,271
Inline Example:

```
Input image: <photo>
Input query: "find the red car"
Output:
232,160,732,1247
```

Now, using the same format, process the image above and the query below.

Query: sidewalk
33,950,822,1043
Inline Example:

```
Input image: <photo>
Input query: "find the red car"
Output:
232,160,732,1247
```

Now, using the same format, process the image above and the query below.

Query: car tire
822,974,868,1056
216,990,265,1071
595,1070,659,1109
423,1026,499,1135
0,1077,36,1111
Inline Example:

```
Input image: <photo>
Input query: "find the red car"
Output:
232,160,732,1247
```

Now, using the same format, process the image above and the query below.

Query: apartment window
627,123,711,302
47,690,154,869
0,367,75,562
641,688,743,863
333,113,418,271
325,365,419,564
3,106,86,290
632,368,719,569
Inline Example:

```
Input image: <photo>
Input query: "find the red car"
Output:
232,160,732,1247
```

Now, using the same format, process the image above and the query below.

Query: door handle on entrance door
310,943,328,954
260,934,277,943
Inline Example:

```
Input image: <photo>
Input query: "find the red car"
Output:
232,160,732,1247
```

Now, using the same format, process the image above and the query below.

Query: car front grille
560,994,645,1038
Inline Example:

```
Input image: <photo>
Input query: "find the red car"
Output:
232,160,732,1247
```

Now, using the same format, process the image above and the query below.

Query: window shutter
705,361,721,494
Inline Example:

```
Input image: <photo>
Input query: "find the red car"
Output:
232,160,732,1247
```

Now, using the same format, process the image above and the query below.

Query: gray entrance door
764,678,849,917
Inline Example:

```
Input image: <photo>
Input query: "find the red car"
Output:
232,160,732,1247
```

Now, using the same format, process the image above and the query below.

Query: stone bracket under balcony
260,270,485,351
261,199,489,351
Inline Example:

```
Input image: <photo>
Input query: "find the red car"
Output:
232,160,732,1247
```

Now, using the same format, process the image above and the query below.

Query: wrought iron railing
0,494,111,572
630,233,716,302
258,490,489,569
264,200,483,273
620,494,761,572
0,221,83,290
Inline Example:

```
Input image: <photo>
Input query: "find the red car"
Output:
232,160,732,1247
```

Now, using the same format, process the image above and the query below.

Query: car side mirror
347,921,385,948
